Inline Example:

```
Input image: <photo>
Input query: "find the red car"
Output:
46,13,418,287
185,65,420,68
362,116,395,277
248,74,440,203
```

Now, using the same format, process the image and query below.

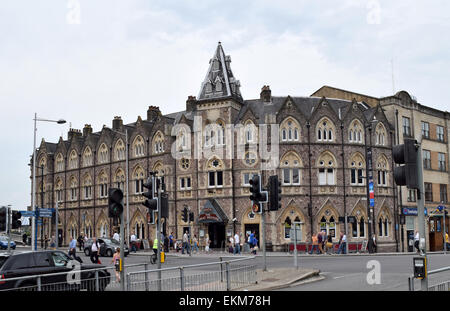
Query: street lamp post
31,113,66,251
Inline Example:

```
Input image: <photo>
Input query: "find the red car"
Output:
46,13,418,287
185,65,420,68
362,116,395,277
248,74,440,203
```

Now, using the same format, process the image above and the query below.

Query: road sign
38,208,53,218
21,211,36,217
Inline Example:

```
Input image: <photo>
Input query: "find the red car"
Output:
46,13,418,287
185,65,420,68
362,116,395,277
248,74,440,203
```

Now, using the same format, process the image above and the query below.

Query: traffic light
0,207,6,231
11,211,22,229
189,212,194,222
249,174,267,214
393,138,419,189
142,177,158,211
249,175,261,203
160,193,169,218
268,175,282,211
182,207,188,222
108,188,124,218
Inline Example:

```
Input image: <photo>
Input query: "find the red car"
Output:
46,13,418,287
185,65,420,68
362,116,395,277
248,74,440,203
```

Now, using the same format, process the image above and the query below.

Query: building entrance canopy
198,199,228,224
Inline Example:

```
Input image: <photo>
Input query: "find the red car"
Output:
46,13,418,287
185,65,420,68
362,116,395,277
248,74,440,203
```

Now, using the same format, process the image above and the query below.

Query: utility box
413,257,427,279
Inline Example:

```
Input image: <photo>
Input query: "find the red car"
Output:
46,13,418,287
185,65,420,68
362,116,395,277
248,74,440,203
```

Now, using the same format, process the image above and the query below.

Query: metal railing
126,256,257,291
0,262,149,292
408,266,450,291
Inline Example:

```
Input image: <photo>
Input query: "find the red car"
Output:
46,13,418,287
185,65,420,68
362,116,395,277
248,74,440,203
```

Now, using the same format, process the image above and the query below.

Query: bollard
37,276,41,291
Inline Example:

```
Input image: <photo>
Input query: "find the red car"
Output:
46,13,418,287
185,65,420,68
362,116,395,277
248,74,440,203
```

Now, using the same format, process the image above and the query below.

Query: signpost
291,222,301,270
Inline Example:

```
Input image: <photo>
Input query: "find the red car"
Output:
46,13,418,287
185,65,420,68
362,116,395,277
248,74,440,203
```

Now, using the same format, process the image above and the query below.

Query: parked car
83,238,129,257
0,236,16,250
0,250,111,291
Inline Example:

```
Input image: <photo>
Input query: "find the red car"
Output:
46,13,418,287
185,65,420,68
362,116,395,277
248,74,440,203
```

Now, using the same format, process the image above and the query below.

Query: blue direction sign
21,211,36,217
38,208,53,218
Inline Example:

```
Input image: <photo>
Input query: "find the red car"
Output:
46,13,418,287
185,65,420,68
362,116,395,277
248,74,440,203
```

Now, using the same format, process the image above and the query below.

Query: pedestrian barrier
126,256,257,291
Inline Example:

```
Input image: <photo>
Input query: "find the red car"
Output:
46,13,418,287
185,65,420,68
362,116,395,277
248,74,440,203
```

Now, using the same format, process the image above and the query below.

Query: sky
0,0,449,211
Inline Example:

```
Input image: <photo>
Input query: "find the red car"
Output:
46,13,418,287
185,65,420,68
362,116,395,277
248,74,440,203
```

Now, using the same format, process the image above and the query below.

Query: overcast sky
1,0,449,211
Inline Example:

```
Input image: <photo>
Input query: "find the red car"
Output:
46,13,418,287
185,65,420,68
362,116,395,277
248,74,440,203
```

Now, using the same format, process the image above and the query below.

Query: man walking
130,232,137,253
234,231,241,255
182,231,190,255
90,237,100,264
337,232,347,254
414,231,420,254
68,236,77,259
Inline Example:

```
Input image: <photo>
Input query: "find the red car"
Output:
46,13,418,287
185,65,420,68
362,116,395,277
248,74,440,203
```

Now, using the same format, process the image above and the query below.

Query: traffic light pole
262,204,267,272
416,143,428,291
156,176,162,291
120,212,125,291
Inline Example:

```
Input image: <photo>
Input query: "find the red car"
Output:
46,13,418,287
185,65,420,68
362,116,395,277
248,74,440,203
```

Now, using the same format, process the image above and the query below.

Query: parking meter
413,257,427,279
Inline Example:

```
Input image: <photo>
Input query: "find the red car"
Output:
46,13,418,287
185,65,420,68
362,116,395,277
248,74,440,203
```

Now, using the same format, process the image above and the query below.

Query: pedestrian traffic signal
393,138,419,189
182,207,188,222
11,211,22,229
108,188,124,218
142,177,158,211
0,207,6,231
252,202,262,214
268,175,282,211
189,211,194,222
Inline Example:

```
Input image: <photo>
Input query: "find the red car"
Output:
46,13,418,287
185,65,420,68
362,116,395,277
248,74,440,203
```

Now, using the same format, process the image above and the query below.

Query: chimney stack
112,116,123,130
68,128,82,140
83,124,92,137
147,106,161,122
260,85,271,102
186,96,197,112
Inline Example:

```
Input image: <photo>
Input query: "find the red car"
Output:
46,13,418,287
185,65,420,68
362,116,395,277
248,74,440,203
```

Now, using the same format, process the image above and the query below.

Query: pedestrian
205,234,210,253
372,234,377,253
130,232,137,253
228,236,234,253
321,232,326,253
68,236,77,259
192,234,199,253
77,234,84,251
113,230,120,242
169,232,174,250
22,233,28,245
164,235,169,253
309,234,320,254
111,248,121,283
50,235,56,249
337,232,347,254
44,235,49,250
252,236,258,255
90,237,100,264
234,231,241,255
182,231,190,255
414,231,420,254
326,233,333,254
317,232,323,254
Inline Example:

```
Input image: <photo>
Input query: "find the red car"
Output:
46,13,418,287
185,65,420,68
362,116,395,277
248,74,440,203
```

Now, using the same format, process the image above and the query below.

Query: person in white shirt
130,233,137,252
233,232,241,254
90,237,100,264
113,231,120,242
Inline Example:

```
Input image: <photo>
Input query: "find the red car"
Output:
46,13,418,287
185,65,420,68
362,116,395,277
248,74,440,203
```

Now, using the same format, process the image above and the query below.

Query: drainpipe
307,122,313,239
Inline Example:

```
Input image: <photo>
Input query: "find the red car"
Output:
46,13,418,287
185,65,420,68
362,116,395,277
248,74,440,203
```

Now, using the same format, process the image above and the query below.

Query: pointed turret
197,42,243,102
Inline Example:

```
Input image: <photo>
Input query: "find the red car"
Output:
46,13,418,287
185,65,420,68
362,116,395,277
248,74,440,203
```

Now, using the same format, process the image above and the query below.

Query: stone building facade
31,43,398,252
314,85,450,252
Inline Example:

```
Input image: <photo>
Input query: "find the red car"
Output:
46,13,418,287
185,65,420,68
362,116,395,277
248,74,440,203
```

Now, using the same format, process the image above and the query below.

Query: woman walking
111,248,121,283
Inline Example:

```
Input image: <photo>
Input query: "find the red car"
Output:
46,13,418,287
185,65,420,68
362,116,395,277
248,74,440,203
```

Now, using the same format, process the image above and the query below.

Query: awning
198,199,229,224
